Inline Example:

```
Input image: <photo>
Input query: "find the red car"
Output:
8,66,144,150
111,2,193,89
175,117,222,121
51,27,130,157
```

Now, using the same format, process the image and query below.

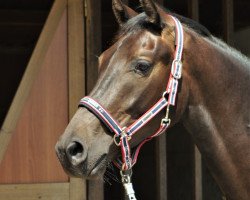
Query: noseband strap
78,16,184,172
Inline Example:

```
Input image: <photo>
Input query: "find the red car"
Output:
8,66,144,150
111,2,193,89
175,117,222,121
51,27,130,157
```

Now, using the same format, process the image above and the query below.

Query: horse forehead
121,31,160,52
99,31,161,65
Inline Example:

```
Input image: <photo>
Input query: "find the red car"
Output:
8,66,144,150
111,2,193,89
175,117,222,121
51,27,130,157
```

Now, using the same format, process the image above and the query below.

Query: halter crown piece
79,16,184,200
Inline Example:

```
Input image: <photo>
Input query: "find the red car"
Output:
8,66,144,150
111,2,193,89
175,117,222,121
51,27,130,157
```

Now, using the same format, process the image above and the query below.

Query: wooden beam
88,180,104,200
0,0,67,163
194,146,202,200
155,134,167,200
70,178,86,200
67,0,87,199
0,183,69,200
67,0,85,120
188,0,199,21
187,3,203,199
85,0,104,199
222,0,234,45
86,0,101,92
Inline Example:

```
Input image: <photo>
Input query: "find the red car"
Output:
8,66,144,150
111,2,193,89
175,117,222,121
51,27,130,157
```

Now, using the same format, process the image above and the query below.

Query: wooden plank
67,0,87,199
167,125,195,200
85,0,104,199
0,10,68,183
155,134,167,200
68,0,86,117
0,183,69,200
88,180,104,200
194,146,202,200
188,0,199,21
70,178,86,200
187,3,202,199
0,0,67,163
86,0,101,92
222,0,234,45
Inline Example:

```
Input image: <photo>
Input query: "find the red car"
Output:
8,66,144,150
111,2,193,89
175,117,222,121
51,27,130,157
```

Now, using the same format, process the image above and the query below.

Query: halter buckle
161,118,171,126
171,59,182,79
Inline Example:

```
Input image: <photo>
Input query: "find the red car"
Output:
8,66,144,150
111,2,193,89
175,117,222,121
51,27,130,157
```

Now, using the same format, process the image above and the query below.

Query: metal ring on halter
171,59,183,79
113,134,121,146
162,91,169,100
120,168,133,179
121,127,131,140
113,127,131,146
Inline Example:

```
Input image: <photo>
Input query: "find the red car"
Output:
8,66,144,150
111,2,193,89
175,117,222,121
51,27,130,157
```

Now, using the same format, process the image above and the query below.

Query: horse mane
117,10,212,39
116,9,250,68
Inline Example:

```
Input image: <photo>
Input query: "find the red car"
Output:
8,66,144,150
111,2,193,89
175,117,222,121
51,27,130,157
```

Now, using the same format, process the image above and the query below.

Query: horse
55,0,250,199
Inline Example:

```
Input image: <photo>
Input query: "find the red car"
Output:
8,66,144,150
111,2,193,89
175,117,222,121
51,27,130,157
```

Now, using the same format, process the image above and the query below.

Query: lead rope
78,16,183,200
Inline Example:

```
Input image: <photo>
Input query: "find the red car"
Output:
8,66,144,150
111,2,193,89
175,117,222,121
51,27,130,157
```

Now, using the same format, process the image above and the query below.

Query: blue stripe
79,99,123,135
128,99,167,134
129,121,143,134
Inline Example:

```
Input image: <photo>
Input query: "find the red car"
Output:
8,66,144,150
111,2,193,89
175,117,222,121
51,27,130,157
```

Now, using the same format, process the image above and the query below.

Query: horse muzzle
55,136,89,177
55,136,109,179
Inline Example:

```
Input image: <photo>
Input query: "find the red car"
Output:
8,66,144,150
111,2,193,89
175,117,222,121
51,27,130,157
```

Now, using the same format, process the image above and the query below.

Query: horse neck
181,31,250,199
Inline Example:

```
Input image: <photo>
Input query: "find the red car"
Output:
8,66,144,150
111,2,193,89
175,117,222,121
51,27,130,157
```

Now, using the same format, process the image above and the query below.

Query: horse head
55,0,191,179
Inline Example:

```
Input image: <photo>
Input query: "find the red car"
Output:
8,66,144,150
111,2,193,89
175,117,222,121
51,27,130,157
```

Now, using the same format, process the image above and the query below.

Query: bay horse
55,0,250,199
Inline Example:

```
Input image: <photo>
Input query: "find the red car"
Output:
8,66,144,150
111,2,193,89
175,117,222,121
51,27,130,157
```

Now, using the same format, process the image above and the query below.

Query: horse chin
59,154,108,180
86,154,108,179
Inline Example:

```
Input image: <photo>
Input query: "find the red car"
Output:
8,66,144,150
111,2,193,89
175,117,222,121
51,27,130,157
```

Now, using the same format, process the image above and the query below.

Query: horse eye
134,61,152,75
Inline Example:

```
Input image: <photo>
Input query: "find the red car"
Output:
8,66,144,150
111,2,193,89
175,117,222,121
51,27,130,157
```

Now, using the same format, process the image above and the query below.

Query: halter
79,16,184,200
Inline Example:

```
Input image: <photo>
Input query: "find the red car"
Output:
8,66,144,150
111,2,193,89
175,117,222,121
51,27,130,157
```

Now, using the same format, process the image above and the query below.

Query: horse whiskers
103,174,112,185
104,163,121,183
105,170,120,183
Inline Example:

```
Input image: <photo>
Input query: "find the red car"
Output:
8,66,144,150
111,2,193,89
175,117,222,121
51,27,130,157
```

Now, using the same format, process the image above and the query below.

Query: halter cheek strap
78,16,184,172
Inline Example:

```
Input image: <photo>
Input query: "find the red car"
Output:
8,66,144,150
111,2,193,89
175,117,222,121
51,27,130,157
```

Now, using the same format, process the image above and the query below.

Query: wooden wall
0,9,68,184
0,0,249,200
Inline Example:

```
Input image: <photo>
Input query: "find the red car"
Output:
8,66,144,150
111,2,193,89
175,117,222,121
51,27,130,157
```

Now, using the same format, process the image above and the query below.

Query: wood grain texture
187,4,202,199
85,0,104,199
0,0,67,163
67,0,87,199
88,180,104,200
188,0,199,21
0,183,69,200
86,0,101,92
222,0,234,45
155,134,167,200
0,9,68,183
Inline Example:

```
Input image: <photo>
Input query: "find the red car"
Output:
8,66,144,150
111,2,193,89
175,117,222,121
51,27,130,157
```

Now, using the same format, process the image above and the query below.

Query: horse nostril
66,141,86,165
67,142,83,156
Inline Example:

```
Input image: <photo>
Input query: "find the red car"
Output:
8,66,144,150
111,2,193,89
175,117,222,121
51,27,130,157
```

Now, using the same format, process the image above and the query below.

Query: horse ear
112,0,137,26
140,0,160,25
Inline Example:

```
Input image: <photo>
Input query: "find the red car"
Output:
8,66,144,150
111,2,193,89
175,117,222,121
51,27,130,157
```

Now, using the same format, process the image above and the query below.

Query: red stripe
85,97,122,133
127,98,167,135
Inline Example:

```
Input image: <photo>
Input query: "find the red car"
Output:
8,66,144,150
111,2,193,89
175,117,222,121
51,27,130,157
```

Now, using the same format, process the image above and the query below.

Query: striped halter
79,16,184,199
